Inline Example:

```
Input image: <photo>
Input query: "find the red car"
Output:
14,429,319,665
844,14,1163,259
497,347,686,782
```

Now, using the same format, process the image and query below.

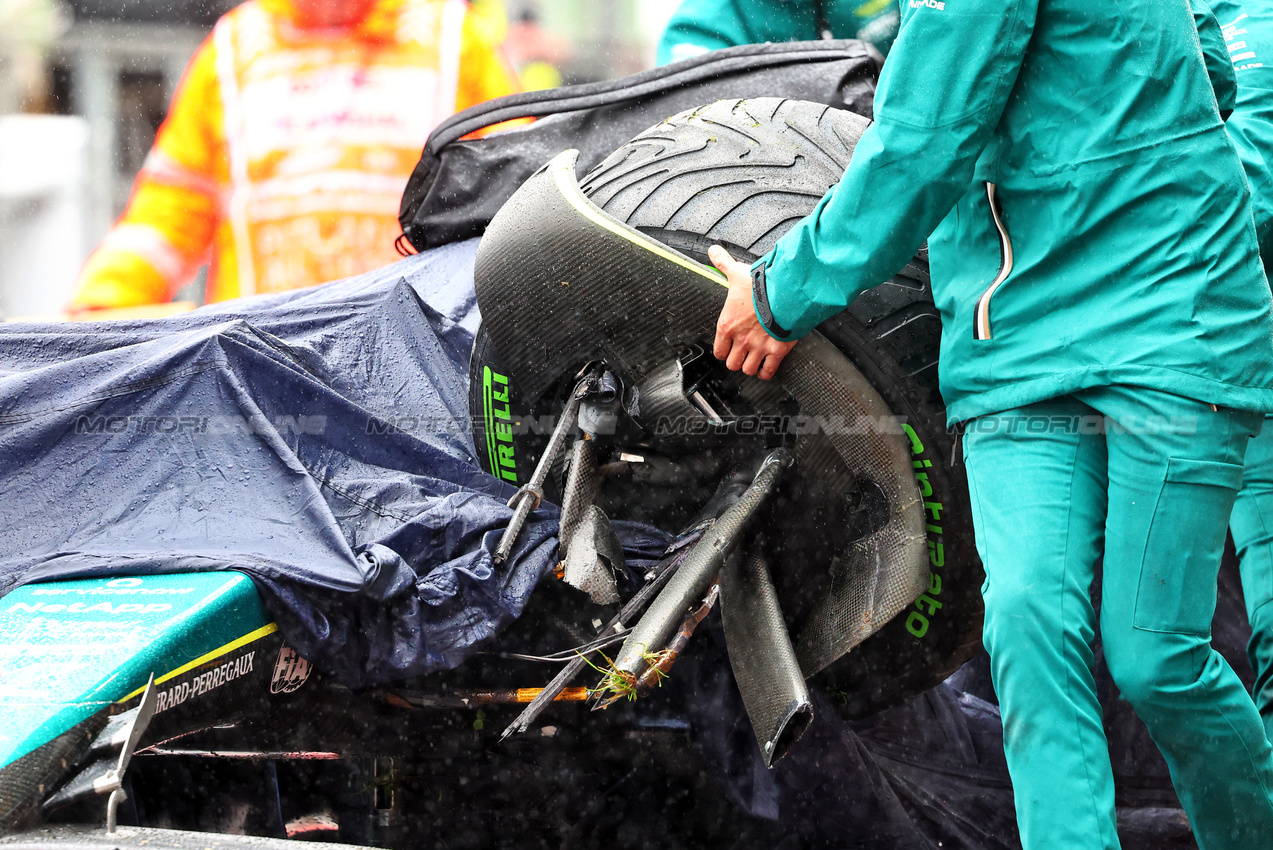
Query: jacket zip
973,182,1013,340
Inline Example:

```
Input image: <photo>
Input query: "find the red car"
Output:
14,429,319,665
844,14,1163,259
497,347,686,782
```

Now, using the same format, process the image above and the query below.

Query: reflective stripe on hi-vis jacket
215,0,466,297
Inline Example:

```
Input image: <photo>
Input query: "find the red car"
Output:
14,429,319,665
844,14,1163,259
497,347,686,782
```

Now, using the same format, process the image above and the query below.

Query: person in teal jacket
707,0,1273,847
657,0,1240,114
657,0,900,66
1215,0,1273,744
658,0,1238,95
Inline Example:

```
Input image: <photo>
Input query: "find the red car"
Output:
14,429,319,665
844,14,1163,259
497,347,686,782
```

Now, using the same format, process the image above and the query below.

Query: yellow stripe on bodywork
548,151,728,289
116,622,279,703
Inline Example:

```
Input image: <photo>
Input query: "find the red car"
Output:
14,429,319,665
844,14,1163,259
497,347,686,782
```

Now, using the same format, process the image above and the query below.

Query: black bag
398,40,882,252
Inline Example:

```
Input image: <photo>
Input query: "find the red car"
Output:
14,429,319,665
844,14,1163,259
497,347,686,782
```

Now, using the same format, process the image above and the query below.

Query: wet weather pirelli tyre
469,98,981,718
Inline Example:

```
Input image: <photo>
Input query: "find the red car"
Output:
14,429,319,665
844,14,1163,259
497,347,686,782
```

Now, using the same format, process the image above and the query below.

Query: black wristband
751,263,793,339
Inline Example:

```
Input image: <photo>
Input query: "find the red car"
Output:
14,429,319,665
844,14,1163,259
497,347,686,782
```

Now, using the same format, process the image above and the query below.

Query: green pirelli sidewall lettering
902,423,924,455
901,423,947,640
0,571,272,769
482,367,518,484
482,366,502,479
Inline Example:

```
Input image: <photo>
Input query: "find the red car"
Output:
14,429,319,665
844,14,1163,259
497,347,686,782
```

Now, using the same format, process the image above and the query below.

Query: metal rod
105,789,124,834
494,367,600,564
136,750,343,760
609,448,792,682
101,674,157,831
385,687,591,710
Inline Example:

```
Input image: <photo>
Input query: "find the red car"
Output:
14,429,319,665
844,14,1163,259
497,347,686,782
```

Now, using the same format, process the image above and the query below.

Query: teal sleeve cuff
750,259,798,341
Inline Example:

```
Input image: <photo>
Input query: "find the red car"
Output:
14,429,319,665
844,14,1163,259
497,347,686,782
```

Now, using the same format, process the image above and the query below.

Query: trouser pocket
1133,457,1244,635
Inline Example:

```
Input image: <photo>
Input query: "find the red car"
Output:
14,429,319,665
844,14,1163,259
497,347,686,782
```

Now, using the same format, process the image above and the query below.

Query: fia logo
270,644,312,694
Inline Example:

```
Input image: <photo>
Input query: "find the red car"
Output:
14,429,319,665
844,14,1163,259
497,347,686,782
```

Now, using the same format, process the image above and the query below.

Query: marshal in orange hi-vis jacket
70,0,518,309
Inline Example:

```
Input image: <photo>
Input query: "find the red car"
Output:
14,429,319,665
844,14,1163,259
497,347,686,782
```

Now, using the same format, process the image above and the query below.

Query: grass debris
578,643,674,708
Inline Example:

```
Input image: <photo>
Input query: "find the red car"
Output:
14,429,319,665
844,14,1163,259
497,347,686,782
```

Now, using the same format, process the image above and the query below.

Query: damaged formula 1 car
0,41,988,849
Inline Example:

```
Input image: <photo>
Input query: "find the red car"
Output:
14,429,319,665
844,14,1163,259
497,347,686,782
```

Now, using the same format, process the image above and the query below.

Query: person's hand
709,245,797,381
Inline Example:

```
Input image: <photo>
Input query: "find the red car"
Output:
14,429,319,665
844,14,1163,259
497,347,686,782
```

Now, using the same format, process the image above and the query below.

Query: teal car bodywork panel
0,571,274,770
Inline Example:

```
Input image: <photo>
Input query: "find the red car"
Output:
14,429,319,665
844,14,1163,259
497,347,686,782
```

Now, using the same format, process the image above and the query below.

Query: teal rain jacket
1197,0,1240,117
1212,0,1273,259
657,0,901,65
754,0,1273,423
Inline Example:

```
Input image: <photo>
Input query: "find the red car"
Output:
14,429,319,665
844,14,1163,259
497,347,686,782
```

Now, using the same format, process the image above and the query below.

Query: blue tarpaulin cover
0,240,669,687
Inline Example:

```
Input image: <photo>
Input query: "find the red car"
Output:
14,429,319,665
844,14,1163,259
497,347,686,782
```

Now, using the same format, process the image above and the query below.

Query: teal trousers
963,386,1273,850
1229,420,1273,742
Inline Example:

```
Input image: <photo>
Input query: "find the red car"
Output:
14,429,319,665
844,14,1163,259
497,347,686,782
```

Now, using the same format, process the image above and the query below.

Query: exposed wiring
487,627,631,663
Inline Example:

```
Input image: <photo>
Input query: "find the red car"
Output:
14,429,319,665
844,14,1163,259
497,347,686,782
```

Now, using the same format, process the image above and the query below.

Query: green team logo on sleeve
482,367,519,484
